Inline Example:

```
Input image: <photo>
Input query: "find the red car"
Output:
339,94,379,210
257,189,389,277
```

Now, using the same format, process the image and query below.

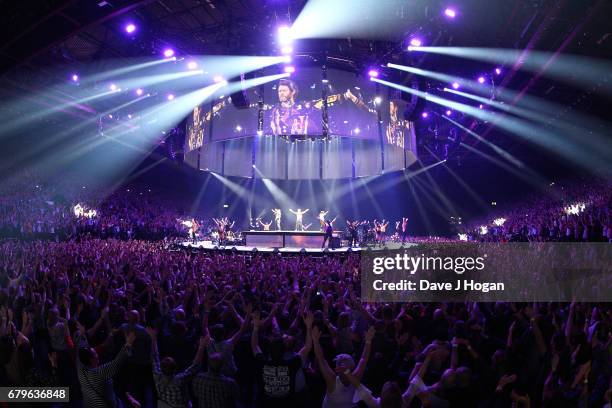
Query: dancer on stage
188,218,199,243
271,208,282,231
347,219,360,247
212,217,233,245
321,219,334,249
258,219,273,231
318,210,329,231
401,216,409,242
289,208,309,231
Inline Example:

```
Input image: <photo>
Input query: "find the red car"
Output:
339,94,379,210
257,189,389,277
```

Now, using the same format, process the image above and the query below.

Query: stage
177,240,362,254
243,230,340,248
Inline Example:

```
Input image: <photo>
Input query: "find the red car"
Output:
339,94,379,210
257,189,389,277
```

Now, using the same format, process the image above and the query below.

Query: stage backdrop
184,67,417,179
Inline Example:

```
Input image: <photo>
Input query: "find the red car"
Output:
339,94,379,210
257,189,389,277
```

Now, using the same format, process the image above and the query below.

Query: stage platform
177,240,361,254
243,230,339,249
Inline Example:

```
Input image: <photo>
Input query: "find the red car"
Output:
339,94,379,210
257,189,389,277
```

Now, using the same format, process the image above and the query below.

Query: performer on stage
289,208,309,231
271,208,282,231
347,220,360,248
318,210,329,231
321,219,334,249
258,219,273,231
189,218,199,243
401,217,409,242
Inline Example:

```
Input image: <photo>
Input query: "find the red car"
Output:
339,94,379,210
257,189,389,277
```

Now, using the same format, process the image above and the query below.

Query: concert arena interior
1,1,612,407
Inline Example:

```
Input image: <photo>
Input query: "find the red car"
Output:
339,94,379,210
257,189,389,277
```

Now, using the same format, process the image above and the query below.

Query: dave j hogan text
372,279,505,293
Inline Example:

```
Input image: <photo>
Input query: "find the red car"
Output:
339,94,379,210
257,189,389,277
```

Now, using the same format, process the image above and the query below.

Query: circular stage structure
184,66,418,179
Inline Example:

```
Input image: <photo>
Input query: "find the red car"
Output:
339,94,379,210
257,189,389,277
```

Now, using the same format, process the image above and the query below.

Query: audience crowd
463,179,612,243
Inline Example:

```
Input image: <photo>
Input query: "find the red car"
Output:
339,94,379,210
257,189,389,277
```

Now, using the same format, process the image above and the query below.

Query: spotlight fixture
367,69,379,78
446,110,452,115
281,45,293,55
374,96,382,105
235,125,242,131
71,74,79,82
409,38,422,47
284,66,295,73
277,26,292,45
187,61,198,70
213,75,224,83
444,7,457,18
136,88,143,96
167,94,175,101
125,23,136,34
451,82,460,89
163,48,175,58
109,83,117,91
421,112,428,118
495,67,502,75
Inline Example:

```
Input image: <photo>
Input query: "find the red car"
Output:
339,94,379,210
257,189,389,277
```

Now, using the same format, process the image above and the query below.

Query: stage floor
178,240,362,253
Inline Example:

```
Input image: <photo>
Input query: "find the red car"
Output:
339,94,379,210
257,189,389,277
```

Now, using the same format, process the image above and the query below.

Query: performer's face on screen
278,84,295,104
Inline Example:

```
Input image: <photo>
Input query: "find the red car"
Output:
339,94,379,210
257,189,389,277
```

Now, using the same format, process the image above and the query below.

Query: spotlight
374,96,382,105
421,112,428,118
213,75,224,83
167,94,175,101
495,67,502,75
451,82,460,89
444,7,457,18
125,23,136,34
367,69,379,78
446,110,452,115
281,45,293,54
163,48,175,58
409,38,422,47
109,83,117,91
257,130,263,136
136,88,143,96
284,66,295,73
479,104,483,109
354,128,360,134
235,125,242,131
187,61,198,70
277,25,292,45
71,74,79,82
477,76,485,84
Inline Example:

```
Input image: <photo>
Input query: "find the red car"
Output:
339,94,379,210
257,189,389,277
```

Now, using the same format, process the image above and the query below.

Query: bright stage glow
421,112,428,118
163,49,175,58
564,203,586,215
187,61,198,70
374,96,382,105
72,74,79,82
495,67,502,75
136,88,143,96
367,69,379,78
479,225,488,235
493,217,506,226
167,94,175,101
446,110,452,115
125,23,136,33
444,8,457,18
458,233,468,241
109,83,117,91
284,66,295,73
410,38,422,47
477,76,485,84
281,46,293,55
451,82,459,89
213,75,224,83
278,26,292,45
235,125,242,131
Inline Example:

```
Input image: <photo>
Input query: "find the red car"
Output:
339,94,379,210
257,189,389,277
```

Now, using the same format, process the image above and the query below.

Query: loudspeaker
230,73,250,109
402,77,426,121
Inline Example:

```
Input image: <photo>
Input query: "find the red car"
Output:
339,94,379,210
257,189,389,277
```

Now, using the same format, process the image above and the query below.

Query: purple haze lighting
125,23,136,33
136,88,143,96
452,82,460,89
368,69,379,78
495,67,502,75
446,110,452,115
167,94,175,101
421,112,428,118
71,74,79,82
478,76,485,84
444,8,457,18
409,38,422,47
163,49,174,58
284,66,295,73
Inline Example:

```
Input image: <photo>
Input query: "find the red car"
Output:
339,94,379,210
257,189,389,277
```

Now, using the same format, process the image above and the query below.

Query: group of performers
182,212,409,248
